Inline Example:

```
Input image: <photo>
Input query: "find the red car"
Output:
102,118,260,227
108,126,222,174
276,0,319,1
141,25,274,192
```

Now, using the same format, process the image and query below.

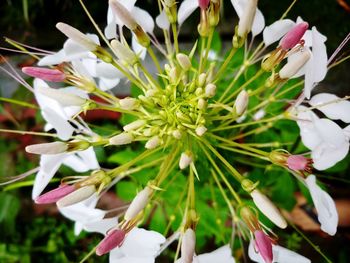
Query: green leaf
116,181,138,201
107,148,140,164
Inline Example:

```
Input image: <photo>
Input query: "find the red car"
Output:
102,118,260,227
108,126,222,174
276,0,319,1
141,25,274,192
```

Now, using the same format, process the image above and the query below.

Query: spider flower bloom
254,230,273,263
35,184,76,204
22,67,66,82
56,22,98,51
237,0,258,37
280,22,309,50
96,229,126,256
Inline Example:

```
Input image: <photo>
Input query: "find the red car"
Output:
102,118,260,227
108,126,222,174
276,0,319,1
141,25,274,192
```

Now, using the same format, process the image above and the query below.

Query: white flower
58,194,109,235
105,0,154,60
32,147,99,199
296,106,349,170
305,175,338,236
248,240,310,263
176,244,236,263
230,0,265,36
109,228,166,263
177,0,200,26
263,17,327,98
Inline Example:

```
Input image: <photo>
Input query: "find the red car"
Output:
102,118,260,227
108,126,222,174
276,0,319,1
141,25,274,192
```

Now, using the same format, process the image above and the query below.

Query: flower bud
250,190,287,229
181,228,196,263
22,67,66,82
36,86,86,107
111,39,138,65
279,50,311,79
237,0,257,37
172,130,182,139
280,22,309,50
119,97,139,110
57,185,96,207
254,230,273,263
25,142,68,155
96,229,126,256
35,184,75,204
56,22,98,51
205,83,216,98
109,133,134,145
124,186,151,221
195,126,207,136
234,90,249,115
287,155,313,173
198,0,210,10
169,67,179,83
109,0,138,30
198,73,207,86
179,152,193,170
197,98,207,110
145,136,160,149
123,120,146,132
176,53,192,71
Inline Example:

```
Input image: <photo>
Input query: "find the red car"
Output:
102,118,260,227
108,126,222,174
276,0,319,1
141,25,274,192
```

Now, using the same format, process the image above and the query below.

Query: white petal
305,175,338,235
98,77,121,91
32,154,66,199
132,35,147,60
132,7,154,33
84,217,118,235
302,30,313,47
309,93,350,123
314,118,346,147
310,27,328,82
38,50,66,66
42,107,74,140
110,256,155,263
248,240,264,263
272,245,311,263
120,228,166,257
178,0,198,26
230,0,244,17
77,147,100,170
296,107,322,150
105,22,117,40
251,9,265,36
71,60,95,82
96,61,125,79
263,19,295,47
62,151,96,173
344,125,350,140
196,245,236,263
312,142,349,170
63,39,90,61
156,9,170,30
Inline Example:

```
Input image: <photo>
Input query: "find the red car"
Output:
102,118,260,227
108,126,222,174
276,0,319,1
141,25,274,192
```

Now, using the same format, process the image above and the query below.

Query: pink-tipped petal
254,230,273,263
22,67,66,82
280,22,309,50
96,229,126,256
198,0,210,9
35,184,75,204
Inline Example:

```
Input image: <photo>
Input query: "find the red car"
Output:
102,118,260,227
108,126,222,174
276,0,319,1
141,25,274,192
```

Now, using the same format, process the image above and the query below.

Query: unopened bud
145,136,160,149
195,126,207,136
57,185,96,207
279,50,311,79
123,120,146,132
197,98,207,110
237,0,257,37
181,228,196,263
254,230,273,263
109,0,138,30
124,186,151,221
280,22,309,50
172,130,182,139
109,133,134,145
234,90,249,115
26,142,68,155
198,73,207,86
35,184,75,204
36,86,86,107
250,189,287,229
111,39,138,65
56,22,98,51
22,67,66,82
96,229,126,256
119,97,139,110
176,53,192,71
205,83,216,98
179,152,193,170
198,0,210,9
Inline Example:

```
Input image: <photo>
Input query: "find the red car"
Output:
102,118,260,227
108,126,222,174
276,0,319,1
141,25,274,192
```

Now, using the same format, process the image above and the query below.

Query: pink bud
254,230,273,263
280,22,309,50
22,67,66,82
287,155,313,173
198,0,210,9
96,229,126,256
35,184,75,204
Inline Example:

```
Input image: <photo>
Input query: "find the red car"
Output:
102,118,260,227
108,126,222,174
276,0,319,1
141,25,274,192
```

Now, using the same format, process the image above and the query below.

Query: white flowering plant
1,0,350,262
